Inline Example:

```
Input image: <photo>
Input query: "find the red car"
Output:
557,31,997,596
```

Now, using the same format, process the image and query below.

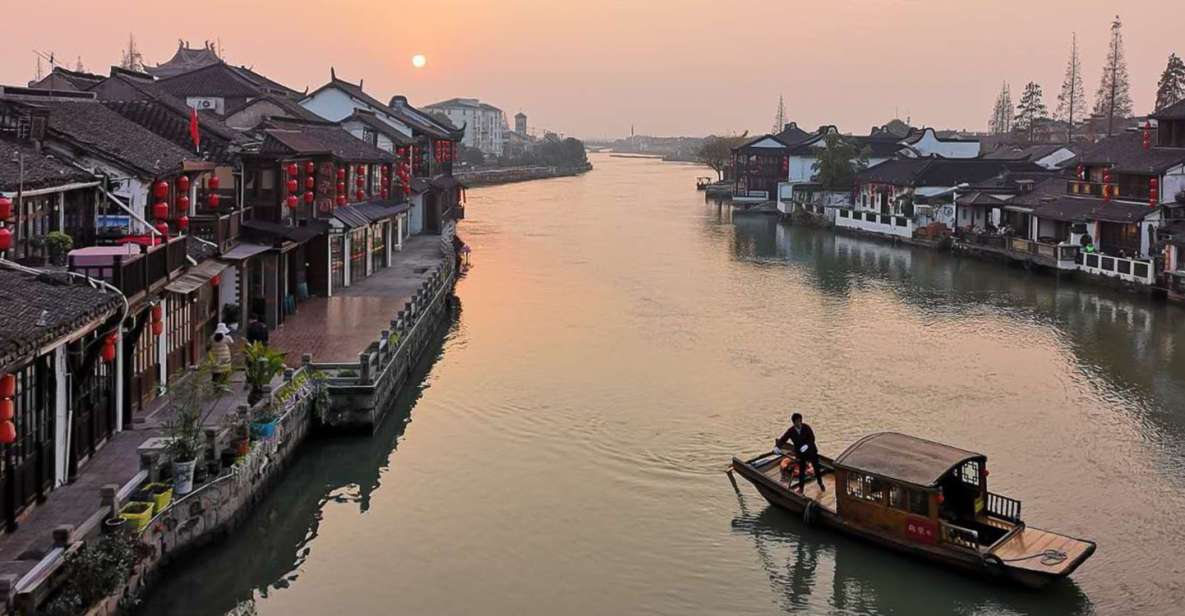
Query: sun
411,54,427,69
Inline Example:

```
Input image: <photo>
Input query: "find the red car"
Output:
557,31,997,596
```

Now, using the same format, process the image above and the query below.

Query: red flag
188,107,201,152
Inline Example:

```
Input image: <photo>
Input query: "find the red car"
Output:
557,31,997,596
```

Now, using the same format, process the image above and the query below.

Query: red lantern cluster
0,195,13,252
0,374,14,445
178,175,190,193
207,174,221,209
396,148,412,193
433,140,454,163
150,302,164,337
1142,121,1153,150
100,333,117,364
1150,177,1159,207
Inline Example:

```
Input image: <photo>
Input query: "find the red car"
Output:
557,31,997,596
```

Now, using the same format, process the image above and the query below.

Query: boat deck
989,526,1095,575
756,457,838,512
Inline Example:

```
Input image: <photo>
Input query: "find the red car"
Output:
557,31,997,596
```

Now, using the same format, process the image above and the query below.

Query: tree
120,33,144,72
696,134,748,181
812,132,869,192
1093,15,1132,136
1014,82,1049,143
1154,53,1185,112
989,82,1013,135
1055,33,1087,143
772,95,786,134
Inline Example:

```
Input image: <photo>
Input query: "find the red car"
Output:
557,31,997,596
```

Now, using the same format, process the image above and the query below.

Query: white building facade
425,98,506,157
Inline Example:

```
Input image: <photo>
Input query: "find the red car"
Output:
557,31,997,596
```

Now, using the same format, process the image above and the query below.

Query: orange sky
1,1,1181,138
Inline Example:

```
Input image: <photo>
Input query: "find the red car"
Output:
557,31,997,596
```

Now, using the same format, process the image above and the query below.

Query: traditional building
145,41,222,79
27,66,104,92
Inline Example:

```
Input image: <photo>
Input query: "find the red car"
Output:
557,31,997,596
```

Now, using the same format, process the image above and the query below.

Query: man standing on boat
775,413,825,493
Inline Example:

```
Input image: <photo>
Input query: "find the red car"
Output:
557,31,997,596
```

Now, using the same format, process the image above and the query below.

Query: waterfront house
240,117,400,327
732,123,812,204
1151,100,1185,300
300,73,465,234
842,158,1043,239
775,126,904,216
154,59,303,116
0,87,218,415
0,268,124,530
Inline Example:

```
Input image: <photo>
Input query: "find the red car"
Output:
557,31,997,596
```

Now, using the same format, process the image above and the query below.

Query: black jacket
776,423,817,458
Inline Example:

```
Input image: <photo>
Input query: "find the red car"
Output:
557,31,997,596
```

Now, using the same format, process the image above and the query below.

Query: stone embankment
455,163,591,187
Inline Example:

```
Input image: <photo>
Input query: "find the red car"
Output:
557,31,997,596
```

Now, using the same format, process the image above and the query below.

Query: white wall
836,210,915,238
302,88,414,139
904,129,979,159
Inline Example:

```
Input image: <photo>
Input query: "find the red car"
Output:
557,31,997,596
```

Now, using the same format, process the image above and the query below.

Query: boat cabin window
958,460,981,487
889,485,930,516
846,472,886,504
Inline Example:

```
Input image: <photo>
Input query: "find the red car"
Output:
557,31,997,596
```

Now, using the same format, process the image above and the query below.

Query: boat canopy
834,432,985,488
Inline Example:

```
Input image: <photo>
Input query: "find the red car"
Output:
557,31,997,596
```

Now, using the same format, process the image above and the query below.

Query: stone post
302,353,312,367
358,352,371,385
52,525,73,548
101,484,120,519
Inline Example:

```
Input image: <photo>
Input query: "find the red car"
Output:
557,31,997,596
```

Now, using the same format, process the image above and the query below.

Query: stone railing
311,223,459,429
1077,251,1156,285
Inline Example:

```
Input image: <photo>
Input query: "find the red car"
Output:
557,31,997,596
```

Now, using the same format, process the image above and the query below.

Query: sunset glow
411,54,427,69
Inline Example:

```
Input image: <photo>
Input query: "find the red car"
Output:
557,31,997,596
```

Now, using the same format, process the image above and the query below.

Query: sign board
96,214,132,234
904,515,938,544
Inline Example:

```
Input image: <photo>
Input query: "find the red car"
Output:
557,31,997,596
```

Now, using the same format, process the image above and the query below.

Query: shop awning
334,201,410,228
332,205,370,229
221,242,272,261
242,220,329,244
165,259,229,295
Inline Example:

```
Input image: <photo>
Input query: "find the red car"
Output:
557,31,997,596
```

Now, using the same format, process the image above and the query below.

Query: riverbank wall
455,163,591,187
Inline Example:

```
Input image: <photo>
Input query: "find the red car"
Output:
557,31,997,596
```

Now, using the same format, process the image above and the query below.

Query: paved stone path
269,235,445,362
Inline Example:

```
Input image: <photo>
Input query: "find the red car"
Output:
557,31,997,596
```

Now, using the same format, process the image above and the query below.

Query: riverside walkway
270,235,448,362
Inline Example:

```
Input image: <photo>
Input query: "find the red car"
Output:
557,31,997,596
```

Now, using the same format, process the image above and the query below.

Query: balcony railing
67,235,188,299
1077,251,1156,285
190,207,248,253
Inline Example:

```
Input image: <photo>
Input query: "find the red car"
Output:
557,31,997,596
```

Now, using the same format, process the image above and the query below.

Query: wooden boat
730,432,1095,589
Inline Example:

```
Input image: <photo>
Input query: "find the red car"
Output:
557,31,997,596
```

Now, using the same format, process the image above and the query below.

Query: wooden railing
987,491,1022,523
940,520,981,551
190,207,248,253
67,236,188,299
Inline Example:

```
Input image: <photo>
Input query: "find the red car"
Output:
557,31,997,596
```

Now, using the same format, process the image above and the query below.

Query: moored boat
730,432,1096,589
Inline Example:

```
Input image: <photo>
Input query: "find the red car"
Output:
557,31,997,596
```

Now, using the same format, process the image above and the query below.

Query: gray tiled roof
0,269,122,372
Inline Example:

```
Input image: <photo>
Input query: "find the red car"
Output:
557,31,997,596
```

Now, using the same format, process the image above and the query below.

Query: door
1,355,55,530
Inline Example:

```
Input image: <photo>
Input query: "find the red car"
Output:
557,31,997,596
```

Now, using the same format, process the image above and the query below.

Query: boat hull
730,456,1086,590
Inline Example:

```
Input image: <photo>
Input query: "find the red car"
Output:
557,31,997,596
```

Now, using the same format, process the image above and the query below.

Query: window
846,472,885,504
890,485,931,515
959,460,981,487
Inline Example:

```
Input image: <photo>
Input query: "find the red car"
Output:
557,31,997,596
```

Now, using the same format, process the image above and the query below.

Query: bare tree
989,82,1014,135
772,95,786,134
1093,16,1132,136
1055,33,1087,143
697,133,748,182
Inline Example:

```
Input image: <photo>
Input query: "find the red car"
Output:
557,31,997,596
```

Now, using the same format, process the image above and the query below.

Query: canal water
140,154,1185,616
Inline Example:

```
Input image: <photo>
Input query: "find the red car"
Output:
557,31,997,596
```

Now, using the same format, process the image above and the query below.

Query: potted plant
164,362,226,495
145,482,173,513
44,231,73,266
243,341,286,406
251,403,279,440
118,502,153,532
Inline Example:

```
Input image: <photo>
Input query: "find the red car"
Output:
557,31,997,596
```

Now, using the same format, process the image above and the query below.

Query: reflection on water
138,155,1185,616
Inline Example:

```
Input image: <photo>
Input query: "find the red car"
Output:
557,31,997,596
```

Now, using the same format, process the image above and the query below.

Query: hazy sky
1,1,1181,138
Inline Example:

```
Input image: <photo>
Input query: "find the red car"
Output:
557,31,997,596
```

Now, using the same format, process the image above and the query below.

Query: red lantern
305,161,316,174
178,215,190,231
355,176,365,187
208,193,220,208
336,194,346,206
151,304,163,322
0,420,15,445
210,274,221,287
287,163,299,178
337,182,346,194
153,180,169,199
357,164,367,174
178,195,190,211
305,176,315,190
1143,121,1153,150
287,179,298,194
286,195,299,209
177,175,190,192
0,196,10,220
153,201,169,220
0,375,14,397
1076,164,1085,179
337,168,346,181
304,191,315,204
0,400,12,422
356,190,365,201
0,228,11,252
208,175,221,190
151,321,164,336
155,222,169,237
100,339,117,364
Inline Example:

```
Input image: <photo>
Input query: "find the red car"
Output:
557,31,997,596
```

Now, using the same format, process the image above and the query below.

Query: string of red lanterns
150,302,164,337
0,195,14,252
0,373,14,445
1150,177,1159,208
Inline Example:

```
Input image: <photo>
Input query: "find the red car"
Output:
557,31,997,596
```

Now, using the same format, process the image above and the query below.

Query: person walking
209,323,234,384
775,412,826,493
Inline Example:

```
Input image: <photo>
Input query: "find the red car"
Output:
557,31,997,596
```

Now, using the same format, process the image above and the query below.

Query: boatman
775,412,825,493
